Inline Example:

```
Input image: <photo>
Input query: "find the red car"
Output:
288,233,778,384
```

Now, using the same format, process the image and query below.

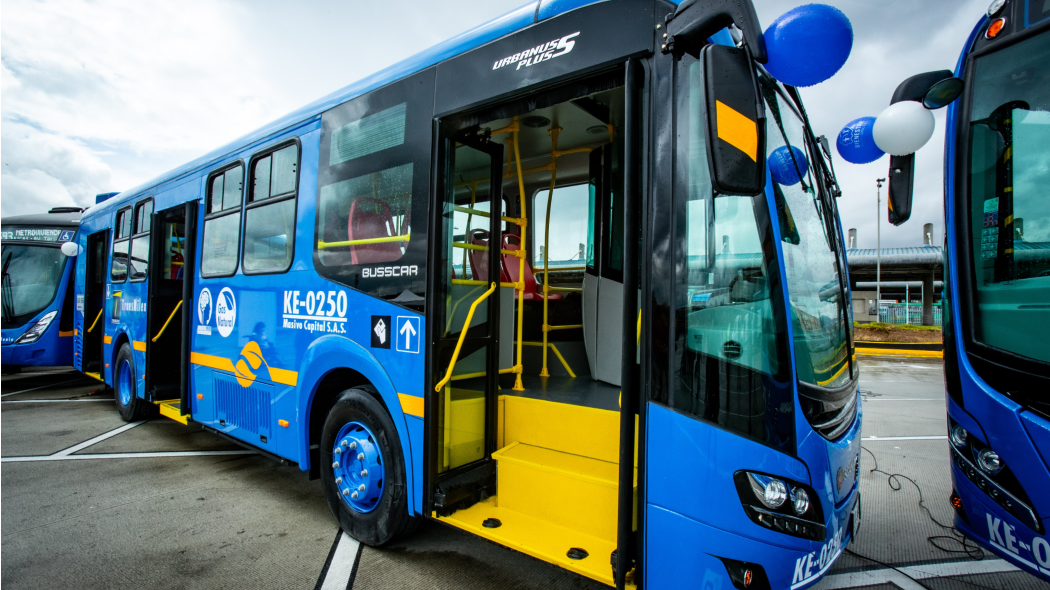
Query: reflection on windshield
1,244,67,327
968,31,1050,363
763,82,853,389
671,55,793,453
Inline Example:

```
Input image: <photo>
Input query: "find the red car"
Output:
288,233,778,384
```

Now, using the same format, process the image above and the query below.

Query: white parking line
2,450,257,462
51,420,147,457
0,378,93,398
316,530,362,590
861,398,941,401
862,435,947,441
2,398,114,403
816,558,1019,589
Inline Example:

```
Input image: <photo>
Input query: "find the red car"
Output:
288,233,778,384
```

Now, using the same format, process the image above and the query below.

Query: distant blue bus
1,209,82,372
70,1,862,587
883,0,1050,581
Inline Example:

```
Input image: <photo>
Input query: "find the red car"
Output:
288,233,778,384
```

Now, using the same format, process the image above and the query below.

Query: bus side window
244,142,299,274
201,164,244,277
110,207,131,283
129,199,152,281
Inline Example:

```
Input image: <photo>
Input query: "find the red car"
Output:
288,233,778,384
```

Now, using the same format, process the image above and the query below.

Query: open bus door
144,202,195,423
429,128,505,515
81,230,110,380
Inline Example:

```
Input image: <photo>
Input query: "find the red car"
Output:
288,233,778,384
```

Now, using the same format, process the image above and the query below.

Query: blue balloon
837,116,884,164
763,4,853,88
768,146,809,185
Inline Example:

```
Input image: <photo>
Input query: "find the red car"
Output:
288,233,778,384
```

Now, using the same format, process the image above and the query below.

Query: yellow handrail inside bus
86,309,103,333
151,300,183,343
317,234,410,249
435,282,497,392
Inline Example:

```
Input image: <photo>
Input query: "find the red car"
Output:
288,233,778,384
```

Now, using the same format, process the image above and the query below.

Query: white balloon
872,101,936,156
60,241,80,257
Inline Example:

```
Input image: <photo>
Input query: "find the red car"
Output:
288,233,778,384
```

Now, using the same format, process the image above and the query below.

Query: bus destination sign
1,226,75,243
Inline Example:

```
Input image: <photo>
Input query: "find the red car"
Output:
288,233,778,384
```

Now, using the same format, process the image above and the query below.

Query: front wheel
114,343,153,422
320,387,417,546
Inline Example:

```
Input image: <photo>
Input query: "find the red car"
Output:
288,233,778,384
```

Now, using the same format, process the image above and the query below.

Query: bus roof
85,0,614,220
1,211,82,227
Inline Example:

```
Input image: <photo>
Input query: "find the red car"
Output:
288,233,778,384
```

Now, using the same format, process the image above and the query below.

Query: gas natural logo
216,287,236,338
492,32,579,72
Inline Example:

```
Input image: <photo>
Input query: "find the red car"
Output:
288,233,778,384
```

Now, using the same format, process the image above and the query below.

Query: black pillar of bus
180,200,197,415
616,58,642,590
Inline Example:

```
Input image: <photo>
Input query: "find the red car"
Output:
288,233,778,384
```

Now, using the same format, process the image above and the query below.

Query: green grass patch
854,321,941,332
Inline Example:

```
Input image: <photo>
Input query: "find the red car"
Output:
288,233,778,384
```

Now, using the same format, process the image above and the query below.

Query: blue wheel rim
331,421,385,513
117,358,133,406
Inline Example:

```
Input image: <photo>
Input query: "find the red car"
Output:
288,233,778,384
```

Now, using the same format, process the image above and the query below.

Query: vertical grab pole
541,127,561,377
616,58,641,590
511,118,527,391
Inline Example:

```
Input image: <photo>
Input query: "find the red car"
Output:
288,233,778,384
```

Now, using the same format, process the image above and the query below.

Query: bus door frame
427,124,505,515
82,229,111,374
143,201,196,413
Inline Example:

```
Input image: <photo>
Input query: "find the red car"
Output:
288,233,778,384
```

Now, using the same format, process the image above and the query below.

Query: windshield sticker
1,227,64,242
197,288,213,335
216,287,236,338
492,32,579,72
282,290,348,335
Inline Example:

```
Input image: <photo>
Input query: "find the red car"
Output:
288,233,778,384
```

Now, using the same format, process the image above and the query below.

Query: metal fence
878,304,942,326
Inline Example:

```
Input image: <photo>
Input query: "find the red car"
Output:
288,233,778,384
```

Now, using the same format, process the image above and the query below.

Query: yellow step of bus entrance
155,399,190,425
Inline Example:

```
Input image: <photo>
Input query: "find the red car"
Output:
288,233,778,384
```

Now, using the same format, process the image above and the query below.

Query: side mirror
60,241,81,257
702,44,766,195
887,154,914,226
883,69,964,226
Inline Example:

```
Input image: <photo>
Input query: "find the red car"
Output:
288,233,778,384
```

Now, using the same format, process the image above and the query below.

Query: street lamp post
876,177,886,322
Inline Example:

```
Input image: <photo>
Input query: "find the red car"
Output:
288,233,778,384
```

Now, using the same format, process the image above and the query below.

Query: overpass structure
845,225,943,326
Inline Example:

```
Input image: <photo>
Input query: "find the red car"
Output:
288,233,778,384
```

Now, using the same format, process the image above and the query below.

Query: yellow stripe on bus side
716,100,758,162
133,341,147,352
104,335,112,344
398,393,425,418
190,352,298,387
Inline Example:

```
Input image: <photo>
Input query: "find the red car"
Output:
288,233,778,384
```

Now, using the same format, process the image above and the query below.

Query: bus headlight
977,448,1005,475
791,486,810,516
747,473,788,509
950,424,969,448
14,311,58,345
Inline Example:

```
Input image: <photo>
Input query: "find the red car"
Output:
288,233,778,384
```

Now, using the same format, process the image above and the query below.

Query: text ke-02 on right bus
882,0,1050,581
70,1,861,587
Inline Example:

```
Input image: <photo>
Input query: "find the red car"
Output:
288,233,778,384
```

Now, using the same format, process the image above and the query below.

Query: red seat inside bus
347,197,403,264
501,234,562,301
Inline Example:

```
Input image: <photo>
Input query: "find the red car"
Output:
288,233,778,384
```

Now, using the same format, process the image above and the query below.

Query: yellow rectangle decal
103,335,112,344
133,341,147,352
398,393,425,418
716,100,758,162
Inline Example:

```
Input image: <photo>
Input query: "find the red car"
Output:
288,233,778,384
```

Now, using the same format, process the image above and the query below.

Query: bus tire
320,386,417,547
114,343,151,422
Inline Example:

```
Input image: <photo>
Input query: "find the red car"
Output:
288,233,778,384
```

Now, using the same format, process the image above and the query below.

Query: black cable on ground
842,445,999,590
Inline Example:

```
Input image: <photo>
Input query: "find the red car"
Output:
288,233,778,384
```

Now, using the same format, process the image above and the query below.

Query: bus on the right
894,0,1050,580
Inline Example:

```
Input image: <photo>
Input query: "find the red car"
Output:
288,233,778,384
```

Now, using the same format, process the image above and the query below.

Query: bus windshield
967,31,1050,363
763,81,854,389
1,243,67,328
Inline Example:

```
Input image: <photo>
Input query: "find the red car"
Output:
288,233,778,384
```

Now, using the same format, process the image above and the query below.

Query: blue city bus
69,1,862,587
1,208,83,372
879,0,1050,581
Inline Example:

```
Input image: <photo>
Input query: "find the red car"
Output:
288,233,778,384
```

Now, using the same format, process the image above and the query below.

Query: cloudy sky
2,0,989,248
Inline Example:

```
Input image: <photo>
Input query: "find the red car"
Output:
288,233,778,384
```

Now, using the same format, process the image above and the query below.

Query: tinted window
202,164,243,277
129,199,152,281
244,143,299,273
111,207,132,282
314,69,434,302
